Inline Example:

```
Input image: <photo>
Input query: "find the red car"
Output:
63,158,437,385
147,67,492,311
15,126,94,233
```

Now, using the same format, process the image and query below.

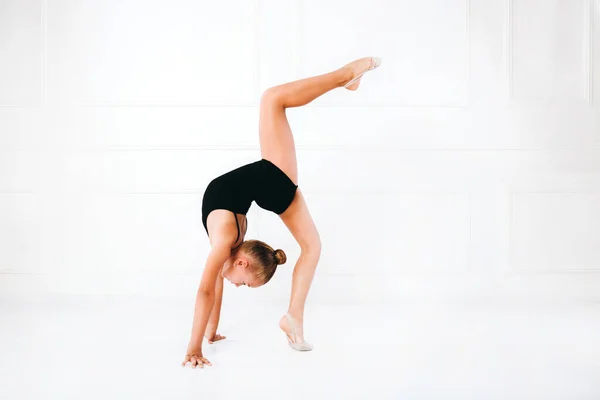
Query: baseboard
2,271,600,305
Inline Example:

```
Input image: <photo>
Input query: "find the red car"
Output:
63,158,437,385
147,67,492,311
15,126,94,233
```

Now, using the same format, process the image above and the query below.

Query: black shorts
201,159,298,235
253,159,298,214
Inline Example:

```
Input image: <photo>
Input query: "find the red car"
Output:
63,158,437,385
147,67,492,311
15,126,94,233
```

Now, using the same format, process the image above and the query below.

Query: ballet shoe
283,313,313,352
344,56,382,90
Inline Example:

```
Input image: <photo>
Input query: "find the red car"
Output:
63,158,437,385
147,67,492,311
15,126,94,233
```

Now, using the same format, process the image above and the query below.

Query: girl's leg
259,57,375,184
258,57,377,344
277,188,321,344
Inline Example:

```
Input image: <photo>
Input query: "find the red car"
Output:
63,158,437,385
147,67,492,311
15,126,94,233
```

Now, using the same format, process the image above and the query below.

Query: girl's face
221,254,260,288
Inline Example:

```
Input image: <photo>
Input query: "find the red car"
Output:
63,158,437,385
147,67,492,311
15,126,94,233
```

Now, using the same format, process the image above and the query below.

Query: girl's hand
205,332,227,344
181,351,212,368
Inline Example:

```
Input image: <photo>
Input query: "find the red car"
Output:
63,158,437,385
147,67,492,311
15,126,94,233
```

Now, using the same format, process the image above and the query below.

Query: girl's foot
279,313,313,351
343,57,382,91
279,313,303,342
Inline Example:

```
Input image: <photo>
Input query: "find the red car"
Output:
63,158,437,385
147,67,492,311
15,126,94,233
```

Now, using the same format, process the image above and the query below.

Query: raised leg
259,57,376,183
259,68,351,184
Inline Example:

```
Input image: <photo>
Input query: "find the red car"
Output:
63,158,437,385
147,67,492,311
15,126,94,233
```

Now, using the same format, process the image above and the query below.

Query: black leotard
201,159,298,241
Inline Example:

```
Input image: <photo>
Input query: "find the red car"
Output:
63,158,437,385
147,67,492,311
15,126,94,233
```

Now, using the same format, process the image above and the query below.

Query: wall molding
79,103,259,108
255,0,262,100
41,0,48,107
467,191,473,271
504,0,514,102
465,0,472,108
509,191,600,273
0,1,43,107
511,190,600,194
506,0,594,105
44,146,600,152
0,189,468,196
295,0,303,79
584,0,595,104
3,271,600,299
77,103,465,108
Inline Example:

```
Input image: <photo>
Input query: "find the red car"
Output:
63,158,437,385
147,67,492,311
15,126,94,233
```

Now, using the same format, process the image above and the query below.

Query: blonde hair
236,239,287,284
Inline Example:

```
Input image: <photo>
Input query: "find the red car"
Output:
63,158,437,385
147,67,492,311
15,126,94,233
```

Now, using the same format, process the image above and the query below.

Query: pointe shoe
283,313,313,351
344,56,382,90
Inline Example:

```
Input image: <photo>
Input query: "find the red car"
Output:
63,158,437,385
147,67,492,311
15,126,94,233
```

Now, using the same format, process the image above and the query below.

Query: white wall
1,0,599,301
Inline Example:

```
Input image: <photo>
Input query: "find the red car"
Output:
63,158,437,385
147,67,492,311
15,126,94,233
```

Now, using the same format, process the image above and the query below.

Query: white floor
1,291,599,400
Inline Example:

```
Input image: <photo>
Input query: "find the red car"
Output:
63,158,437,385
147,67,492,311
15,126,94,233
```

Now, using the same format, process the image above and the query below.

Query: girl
182,56,382,368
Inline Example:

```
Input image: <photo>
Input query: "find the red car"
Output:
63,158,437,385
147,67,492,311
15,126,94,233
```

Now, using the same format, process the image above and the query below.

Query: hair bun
273,249,287,265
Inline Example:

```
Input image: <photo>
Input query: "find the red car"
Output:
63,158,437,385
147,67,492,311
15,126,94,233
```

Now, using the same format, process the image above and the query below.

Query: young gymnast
182,56,382,368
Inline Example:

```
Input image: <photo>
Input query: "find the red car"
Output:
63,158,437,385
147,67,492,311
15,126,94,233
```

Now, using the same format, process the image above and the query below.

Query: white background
1,1,600,398
1,0,599,299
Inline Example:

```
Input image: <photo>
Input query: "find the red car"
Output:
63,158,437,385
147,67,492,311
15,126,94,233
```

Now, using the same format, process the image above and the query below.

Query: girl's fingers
182,355,210,368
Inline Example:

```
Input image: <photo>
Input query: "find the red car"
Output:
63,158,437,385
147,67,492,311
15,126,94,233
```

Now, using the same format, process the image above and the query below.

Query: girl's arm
183,242,230,367
205,272,224,342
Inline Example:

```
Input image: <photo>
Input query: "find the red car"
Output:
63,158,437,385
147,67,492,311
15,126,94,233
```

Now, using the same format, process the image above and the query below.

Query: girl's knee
261,87,284,107
301,238,321,260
